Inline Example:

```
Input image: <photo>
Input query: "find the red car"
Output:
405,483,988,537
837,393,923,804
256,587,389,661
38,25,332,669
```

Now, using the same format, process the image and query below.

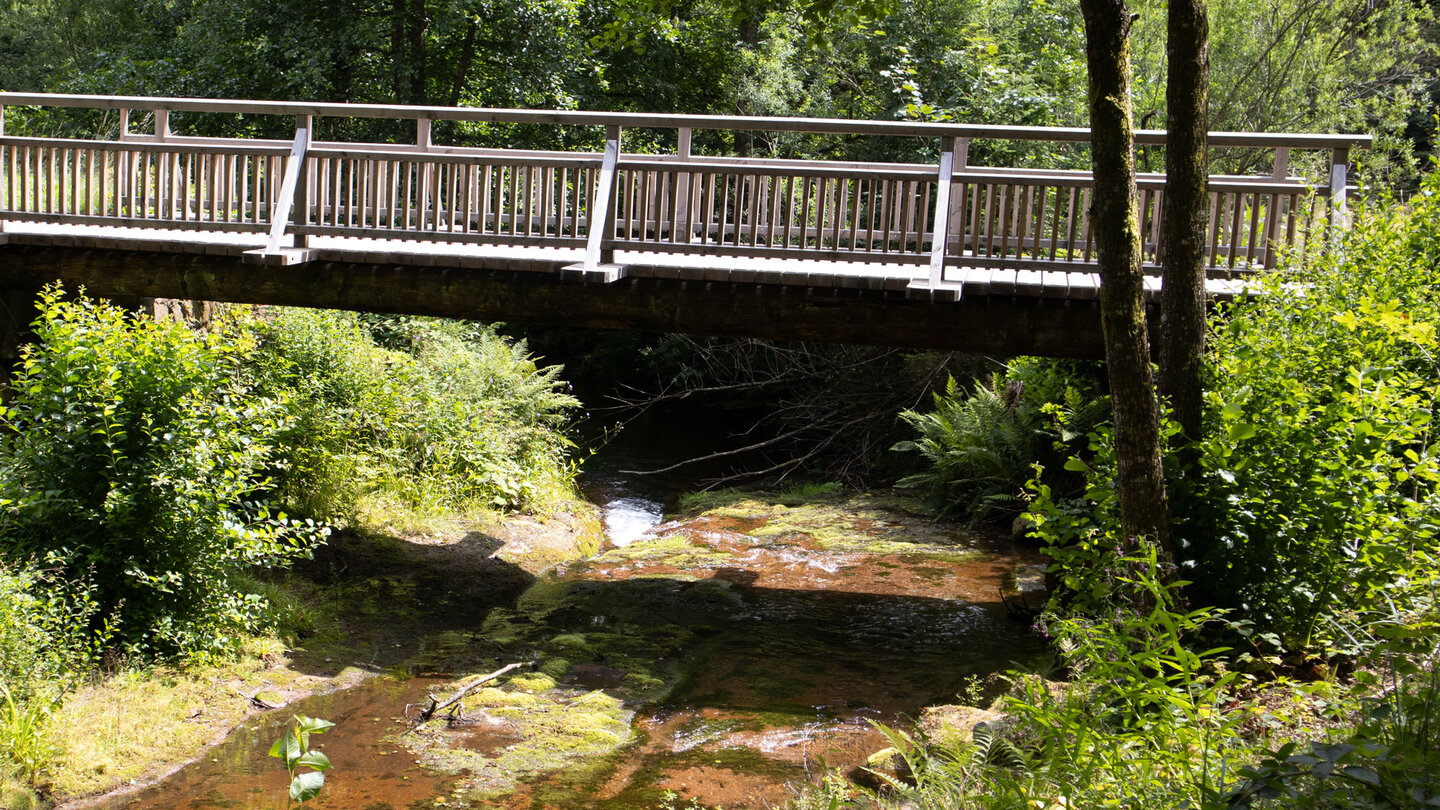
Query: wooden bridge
0,93,1369,358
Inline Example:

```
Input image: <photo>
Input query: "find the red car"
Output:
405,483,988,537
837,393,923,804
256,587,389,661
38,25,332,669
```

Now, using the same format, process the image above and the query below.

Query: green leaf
290,771,326,803
1227,423,1258,441
296,750,332,772
280,729,302,769
1340,765,1380,786
296,715,335,735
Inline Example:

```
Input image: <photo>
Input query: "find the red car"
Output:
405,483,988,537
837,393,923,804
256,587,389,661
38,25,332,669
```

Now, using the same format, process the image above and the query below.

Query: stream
88,423,1048,810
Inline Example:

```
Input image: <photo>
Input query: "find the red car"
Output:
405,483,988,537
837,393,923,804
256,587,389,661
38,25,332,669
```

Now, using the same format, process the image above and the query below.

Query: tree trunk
1160,0,1210,476
1079,0,1174,556
391,0,426,105
449,20,479,107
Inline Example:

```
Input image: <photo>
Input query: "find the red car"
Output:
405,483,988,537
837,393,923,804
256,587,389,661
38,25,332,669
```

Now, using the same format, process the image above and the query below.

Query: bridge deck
0,220,1254,301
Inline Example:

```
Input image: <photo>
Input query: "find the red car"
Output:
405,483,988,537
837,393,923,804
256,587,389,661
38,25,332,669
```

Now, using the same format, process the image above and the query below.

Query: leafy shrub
251,310,577,518
1182,177,1440,652
0,289,326,661
893,358,1106,521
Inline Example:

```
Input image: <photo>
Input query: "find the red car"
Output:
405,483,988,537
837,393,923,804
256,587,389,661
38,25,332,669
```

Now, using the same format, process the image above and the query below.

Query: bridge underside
0,243,1112,359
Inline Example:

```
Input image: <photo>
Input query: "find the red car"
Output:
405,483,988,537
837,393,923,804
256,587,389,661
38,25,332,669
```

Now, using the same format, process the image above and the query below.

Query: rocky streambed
88,488,1047,809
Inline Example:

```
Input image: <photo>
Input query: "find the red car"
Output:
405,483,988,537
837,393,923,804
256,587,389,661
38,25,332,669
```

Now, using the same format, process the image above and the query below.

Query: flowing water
88,426,1047,810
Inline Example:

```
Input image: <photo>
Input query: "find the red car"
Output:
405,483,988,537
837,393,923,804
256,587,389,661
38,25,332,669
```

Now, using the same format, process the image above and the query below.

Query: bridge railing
0,93,1371,291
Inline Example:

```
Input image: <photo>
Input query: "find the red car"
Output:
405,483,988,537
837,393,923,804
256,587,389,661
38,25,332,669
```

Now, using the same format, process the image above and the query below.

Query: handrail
0,92,1374,150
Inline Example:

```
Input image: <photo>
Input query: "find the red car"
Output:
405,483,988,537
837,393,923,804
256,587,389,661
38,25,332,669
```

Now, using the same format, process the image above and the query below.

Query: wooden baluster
696,172,712,244
1228,190,1243,268
1011,183,1025,257
98,149,109,218
1246,191,1262,267
875,177,887,250
781,176,795,248
840,176,852,249
1063,186,1079,262
1047,186,1063,261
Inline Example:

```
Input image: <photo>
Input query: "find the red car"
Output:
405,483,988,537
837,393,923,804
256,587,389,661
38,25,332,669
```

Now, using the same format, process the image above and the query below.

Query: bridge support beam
0,246,1117,359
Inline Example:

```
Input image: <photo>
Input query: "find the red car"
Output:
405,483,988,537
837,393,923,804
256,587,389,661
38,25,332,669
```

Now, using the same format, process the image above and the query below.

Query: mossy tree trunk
1079,0,1174,556
1161,0,1210,485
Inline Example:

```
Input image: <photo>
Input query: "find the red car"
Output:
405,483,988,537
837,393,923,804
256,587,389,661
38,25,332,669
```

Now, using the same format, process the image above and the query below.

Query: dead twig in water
405,661,533,732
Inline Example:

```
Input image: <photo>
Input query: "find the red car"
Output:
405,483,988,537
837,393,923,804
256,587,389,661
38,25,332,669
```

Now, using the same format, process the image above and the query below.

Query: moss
508,673,558,693
403,678,634,804
538,656,572,679
547,633,593,652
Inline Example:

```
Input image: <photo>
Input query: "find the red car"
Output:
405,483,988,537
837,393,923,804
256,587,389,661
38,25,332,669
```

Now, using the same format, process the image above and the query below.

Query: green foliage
0,566,89,698
251,310,577,518
0,289,327,662
862,546,1252,809
1225,602,1440,808
1184,175,1440,652
268,714,335,805
1131,0,1438,184
894,358,1105,522
887,0,1092,167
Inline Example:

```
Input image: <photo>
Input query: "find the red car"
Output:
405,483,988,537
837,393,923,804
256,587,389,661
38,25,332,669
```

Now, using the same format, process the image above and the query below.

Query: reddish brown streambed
89,493,1047,810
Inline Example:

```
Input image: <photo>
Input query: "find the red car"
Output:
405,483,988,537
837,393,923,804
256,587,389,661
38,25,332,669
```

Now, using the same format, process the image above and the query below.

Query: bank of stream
82,432,1049,810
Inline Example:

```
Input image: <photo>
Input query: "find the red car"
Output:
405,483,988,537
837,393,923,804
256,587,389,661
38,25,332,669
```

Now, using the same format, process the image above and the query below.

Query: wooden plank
1016,184,1031,258
1206,191,1221,268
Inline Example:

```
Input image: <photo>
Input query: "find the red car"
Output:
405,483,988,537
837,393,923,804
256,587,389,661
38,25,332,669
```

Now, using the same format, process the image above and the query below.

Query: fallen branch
407,661,532,731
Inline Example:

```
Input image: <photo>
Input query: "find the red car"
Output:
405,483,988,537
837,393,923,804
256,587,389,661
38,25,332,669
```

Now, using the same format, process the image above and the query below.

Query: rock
917,704,1004,747
1011,514,1033,541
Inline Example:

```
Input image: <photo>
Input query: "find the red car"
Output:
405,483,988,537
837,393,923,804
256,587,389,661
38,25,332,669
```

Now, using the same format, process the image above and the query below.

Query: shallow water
92,427,1045,809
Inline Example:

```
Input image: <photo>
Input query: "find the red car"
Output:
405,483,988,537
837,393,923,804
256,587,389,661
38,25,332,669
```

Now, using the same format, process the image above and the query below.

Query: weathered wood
410,661,532,729
0,92,1375,150
264,118,311,253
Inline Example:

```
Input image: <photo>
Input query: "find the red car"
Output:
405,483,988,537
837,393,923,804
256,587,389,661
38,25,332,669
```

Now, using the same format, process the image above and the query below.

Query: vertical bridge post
1329,146,1349,232
417,117,433,231
910,136,961,300
245,114,313,265
563,124,626,282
